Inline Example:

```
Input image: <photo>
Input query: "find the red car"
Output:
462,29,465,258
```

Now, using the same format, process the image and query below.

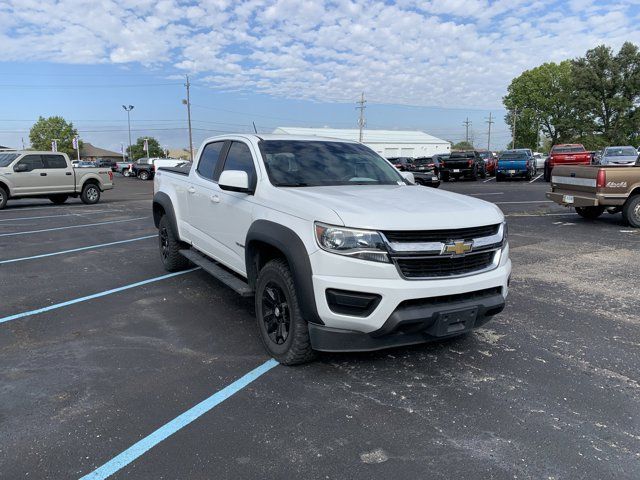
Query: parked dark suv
387,157,415,171
439,151,487,181
411,156,440,188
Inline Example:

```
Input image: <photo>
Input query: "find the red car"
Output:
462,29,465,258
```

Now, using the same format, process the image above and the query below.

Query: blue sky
1,0,639,152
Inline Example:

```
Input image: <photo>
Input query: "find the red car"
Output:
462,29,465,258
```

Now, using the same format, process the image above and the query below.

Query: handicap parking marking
0,217,148,237
79,358,279,480
0,235,156,264
0,267,200,325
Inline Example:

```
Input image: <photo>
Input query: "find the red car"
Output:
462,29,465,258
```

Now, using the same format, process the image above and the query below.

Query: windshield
259,140,405,187
0,153,19,167
606,147,637,157
414,157,433,165
553,146,585,153
450,152,474,159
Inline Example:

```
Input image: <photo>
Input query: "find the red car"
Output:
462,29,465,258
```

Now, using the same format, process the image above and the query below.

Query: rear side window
221,142,256,186
17,155,44,171
43,155,67,168
197,141,225,180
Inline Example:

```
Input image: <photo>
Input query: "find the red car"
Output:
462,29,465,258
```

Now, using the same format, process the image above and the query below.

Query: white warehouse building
273,127,450,158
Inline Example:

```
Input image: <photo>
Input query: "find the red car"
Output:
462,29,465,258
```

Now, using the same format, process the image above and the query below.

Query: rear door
11,154,50,195
42,154,74,193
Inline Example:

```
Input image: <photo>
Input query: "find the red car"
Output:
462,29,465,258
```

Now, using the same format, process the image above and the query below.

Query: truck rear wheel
0,185,7,209
80,183,101,204
622,195,640,228
49,194,68,205
158,216,190,271
575,206,604,220
255,259,316,365
543,165,551,182
138,170,150,181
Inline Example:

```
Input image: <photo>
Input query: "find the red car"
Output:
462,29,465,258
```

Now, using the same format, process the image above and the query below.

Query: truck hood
276,184,504,230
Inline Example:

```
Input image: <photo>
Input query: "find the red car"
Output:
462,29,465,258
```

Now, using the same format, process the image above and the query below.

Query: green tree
29,116,80,156
452,141,474,150
503,61,576,148
572,42,640,146
127,137,163,160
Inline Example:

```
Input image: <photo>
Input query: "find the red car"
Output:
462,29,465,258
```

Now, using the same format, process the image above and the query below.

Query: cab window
220,141,257,187
196,141,225,181
43,155,68,169
16,155,44,171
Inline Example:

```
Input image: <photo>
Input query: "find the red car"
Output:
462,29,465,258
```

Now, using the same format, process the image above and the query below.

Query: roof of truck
204,133,360,143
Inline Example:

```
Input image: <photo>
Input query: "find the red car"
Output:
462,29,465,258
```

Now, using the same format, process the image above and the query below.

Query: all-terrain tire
575,206,605,220
80,183,101,204
158,215,190,272
255,259,316,365
622,195,640,228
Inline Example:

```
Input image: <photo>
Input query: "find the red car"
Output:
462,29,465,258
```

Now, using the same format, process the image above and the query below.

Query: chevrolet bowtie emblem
442,240,473,256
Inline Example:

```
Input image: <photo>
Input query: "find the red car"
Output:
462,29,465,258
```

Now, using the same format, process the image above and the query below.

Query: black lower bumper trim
309,292,505,352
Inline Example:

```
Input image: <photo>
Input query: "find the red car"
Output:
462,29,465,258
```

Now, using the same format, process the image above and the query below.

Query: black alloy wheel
262,282,291,345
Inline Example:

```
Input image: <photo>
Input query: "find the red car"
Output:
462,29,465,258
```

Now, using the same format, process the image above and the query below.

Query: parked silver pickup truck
0,151,114,209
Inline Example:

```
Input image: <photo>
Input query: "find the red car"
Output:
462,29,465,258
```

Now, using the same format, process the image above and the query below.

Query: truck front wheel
80,183,101,204
255,259,316,365
622,195,640,228
158,216,190,271
575,206,605,220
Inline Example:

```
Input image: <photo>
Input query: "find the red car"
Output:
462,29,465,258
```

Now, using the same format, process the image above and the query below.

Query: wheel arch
246,220,323,325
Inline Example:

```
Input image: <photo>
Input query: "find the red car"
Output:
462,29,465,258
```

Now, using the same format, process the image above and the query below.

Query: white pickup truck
0,151,114,209
153,134,511,364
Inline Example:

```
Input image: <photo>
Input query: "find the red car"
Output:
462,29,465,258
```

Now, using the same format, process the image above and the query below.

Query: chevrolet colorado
0,151,114,209
546,161,640,227
153,135,511,364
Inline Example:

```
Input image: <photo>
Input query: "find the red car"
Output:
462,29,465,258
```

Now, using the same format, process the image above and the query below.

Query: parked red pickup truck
543,144,592,182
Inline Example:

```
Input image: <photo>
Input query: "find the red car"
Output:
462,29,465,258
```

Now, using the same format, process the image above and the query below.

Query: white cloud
0,0,639,107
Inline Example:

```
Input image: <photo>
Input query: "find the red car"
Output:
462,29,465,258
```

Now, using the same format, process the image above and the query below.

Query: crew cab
496,150,536,181
439,151,487,181
546,160,640,227
153,134,511,364
543,144,591,182
0,151,114,209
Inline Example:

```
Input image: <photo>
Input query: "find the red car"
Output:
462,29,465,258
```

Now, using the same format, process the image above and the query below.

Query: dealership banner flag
72,136,78,150
143,139,149,153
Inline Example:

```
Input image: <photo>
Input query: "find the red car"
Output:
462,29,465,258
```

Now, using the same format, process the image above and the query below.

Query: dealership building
272,127,450,158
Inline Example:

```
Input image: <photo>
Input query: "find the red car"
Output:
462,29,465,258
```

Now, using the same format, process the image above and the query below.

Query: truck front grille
382,224,500,243
395,252,496,278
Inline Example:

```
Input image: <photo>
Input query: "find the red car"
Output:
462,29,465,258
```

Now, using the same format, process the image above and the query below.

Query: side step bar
179,248,254,297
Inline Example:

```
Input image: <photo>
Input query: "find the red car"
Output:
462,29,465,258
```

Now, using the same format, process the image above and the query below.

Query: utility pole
511,108,517,149
183,75,194,162
122,105,134,160
486,112,494,151
463,117,472,144
356,92,366,142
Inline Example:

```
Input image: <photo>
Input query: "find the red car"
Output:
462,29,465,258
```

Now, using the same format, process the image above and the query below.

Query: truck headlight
502,221,508,248
315,223,390,263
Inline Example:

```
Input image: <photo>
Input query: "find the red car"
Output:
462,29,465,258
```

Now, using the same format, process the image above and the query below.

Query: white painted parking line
0,268,200,325
483,177,495,183
529,174,543,183
468,192,503,196
0,235,156,264
0,217,148,237
79,358,279,480
0,204,106,213
506,212,578,217
495,200,553,205
0,210,111,222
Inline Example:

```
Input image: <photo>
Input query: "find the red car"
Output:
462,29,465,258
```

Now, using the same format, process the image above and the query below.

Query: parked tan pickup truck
546,160,640,227
0,151,114,209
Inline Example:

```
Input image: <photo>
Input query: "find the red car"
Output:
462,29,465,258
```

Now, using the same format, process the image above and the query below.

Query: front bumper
308,246,511,351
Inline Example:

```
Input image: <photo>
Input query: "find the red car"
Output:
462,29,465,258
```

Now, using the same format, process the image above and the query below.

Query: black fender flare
152,191,179,234
246,220,322,325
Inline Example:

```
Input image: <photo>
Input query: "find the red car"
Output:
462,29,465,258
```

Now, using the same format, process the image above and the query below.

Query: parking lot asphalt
1,176,639,479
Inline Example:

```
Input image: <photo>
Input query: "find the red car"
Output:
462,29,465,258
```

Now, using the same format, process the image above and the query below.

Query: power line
463,117,472,143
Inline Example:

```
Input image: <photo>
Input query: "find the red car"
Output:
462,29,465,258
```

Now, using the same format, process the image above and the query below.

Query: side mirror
401,172,415,184
14,163,29,172
219,170,252,193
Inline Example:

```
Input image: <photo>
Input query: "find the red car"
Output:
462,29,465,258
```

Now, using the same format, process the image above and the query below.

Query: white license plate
563,195,574,204
508,170,516,174
453,169,460,173
432,176,439,181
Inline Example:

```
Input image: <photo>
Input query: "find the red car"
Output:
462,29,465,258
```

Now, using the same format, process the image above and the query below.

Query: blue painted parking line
79,358,279,480
0,217,148,237
0,235,156,264
0,268,200,325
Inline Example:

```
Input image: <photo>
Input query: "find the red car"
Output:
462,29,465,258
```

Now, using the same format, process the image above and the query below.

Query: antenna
253,121,258,134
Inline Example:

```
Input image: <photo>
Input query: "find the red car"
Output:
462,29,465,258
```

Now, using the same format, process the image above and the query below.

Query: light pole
122,105,134,160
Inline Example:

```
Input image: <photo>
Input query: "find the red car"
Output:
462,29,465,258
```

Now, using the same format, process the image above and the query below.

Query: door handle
65,172,72,176
187,186,196,194
210,195,220,203
40,173,47,176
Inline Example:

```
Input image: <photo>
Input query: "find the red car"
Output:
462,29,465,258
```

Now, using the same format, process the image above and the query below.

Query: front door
11,155,50,195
